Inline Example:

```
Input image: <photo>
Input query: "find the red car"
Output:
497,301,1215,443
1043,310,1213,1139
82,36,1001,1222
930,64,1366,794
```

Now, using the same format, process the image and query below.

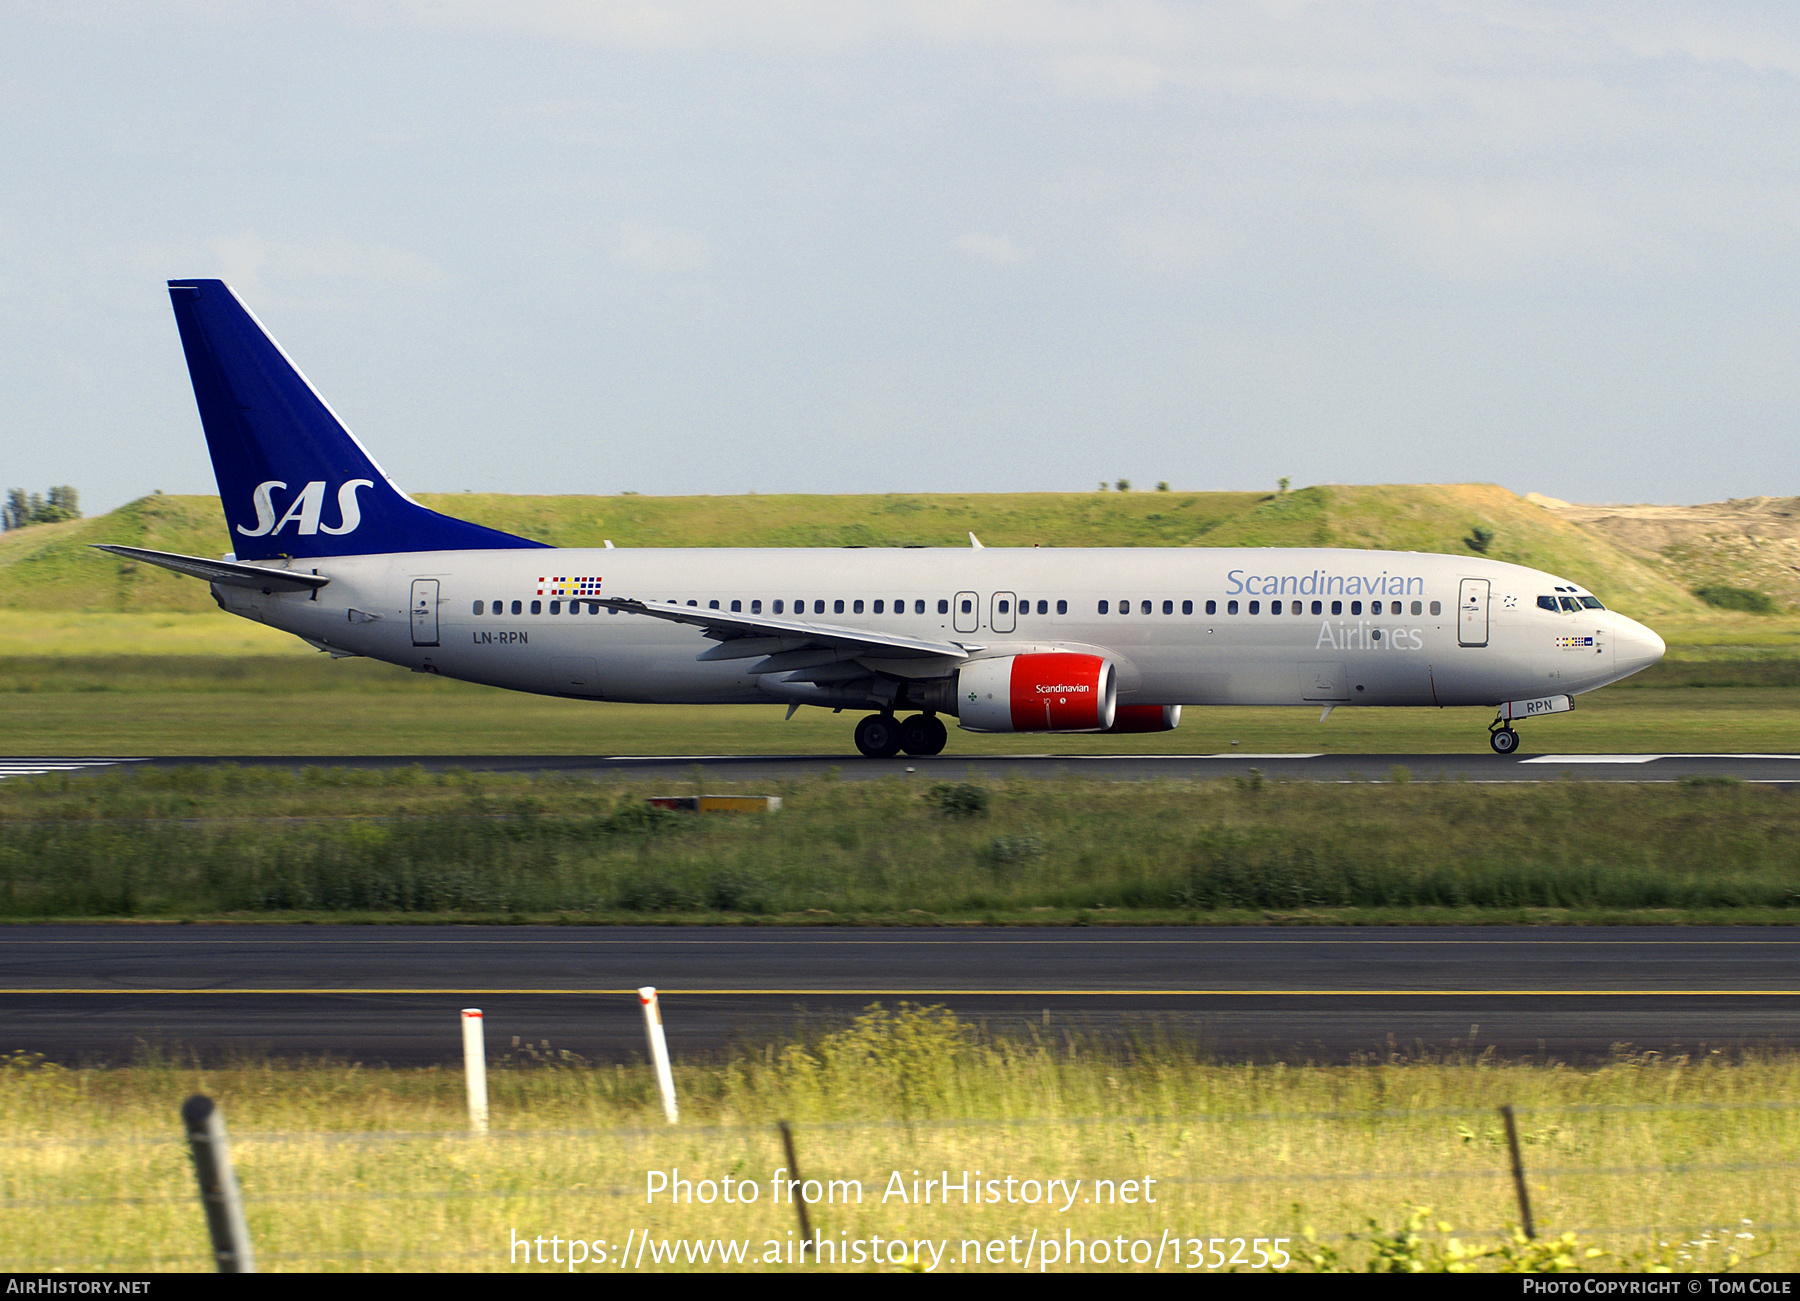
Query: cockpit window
1537,596,1558,612
1579,596,1605,610
1558,596,1583,613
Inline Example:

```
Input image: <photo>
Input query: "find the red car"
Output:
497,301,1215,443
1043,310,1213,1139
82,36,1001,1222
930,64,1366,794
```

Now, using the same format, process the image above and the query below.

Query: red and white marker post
638,987,679,1124
461,1008,490,1134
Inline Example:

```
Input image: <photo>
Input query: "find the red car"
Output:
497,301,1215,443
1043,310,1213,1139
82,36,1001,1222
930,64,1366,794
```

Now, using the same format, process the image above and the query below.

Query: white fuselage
212,546,1666,715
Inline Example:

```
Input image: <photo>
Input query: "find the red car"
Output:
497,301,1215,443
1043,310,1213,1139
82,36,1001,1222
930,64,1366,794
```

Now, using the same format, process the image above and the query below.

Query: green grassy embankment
2,485,1797,756
3,765,1797,924
0,483,1711,618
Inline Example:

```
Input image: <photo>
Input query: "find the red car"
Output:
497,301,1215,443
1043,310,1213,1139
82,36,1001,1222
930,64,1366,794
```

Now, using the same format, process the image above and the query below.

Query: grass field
5,652,1800,755
4,765,1798,924
0,1009,1790,1272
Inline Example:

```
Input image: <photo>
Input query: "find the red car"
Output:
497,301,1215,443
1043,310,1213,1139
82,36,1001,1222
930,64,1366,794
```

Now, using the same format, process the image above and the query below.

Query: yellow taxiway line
3,988,1799,997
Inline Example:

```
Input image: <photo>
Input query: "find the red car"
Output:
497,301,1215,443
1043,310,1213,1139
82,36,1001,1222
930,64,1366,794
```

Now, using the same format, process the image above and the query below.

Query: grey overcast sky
5,1,1800,513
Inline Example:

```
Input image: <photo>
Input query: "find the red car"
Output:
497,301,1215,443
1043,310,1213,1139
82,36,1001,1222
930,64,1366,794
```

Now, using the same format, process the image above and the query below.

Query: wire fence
0,1097,1791,1272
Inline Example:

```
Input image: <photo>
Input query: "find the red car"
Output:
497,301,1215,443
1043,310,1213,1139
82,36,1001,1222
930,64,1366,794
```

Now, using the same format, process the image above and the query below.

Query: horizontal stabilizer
92,544,330,592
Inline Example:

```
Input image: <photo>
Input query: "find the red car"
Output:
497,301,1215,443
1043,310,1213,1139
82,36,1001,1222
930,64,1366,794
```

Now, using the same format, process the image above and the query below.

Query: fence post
639,987,679,1124
182,1095,256,1274
1499,1103,1536,1239
462,1008,490,1135
779,1120,813,1243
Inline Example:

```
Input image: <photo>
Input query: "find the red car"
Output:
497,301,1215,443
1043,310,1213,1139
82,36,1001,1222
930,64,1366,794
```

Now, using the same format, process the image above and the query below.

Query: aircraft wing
92,544,331,592
592,597,977,672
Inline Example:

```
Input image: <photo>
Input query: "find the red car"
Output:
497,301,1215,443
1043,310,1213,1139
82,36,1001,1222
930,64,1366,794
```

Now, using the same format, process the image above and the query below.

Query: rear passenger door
410,579,440,647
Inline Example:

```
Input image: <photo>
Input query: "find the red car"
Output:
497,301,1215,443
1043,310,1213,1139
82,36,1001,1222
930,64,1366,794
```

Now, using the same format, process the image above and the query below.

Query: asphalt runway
7,751,1800,784
4,927,1798,1066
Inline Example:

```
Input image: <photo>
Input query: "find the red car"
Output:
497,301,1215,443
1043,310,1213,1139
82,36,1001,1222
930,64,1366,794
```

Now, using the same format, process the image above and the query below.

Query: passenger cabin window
997,599,1009,614
1293,601,1303,616
549,601,561,614
472,601,484,615
1272,600,1283,614
1039,599,1050,614
1182,599,1192,615
709,600,720,609
1350,601,1361,615
937,599,949,614
960,598,973,614
511,600,523,615
773,600,784,614
730,600,741,612
1411,601,1422,615
1311,601,1322,615
1430,601,1442,615
873,600,883,614
1331,600,1342,615
814,600,825,614
751,600,762,614
1098,600,1110,614
1205,600,1216,614
1227,600,1237,614
1249,600,1260,614
834,600,845,614
1119,599,1129,614
1056,600,1067,615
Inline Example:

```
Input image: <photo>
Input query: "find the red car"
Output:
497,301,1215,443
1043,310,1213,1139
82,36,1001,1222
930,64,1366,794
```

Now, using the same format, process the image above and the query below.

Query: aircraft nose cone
1614,615,1665,676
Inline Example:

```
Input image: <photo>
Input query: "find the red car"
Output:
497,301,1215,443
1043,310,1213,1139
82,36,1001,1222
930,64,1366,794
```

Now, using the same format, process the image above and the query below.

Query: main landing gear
1489,720,1520,755
854,712,948,758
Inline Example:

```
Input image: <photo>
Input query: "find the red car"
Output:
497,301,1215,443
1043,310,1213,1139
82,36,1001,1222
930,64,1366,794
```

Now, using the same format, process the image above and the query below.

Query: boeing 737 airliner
99,280,1666,757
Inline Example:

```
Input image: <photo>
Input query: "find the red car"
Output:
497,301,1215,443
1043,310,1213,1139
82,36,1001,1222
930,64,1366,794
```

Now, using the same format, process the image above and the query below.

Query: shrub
926,782,989,817
1693,585,1777,614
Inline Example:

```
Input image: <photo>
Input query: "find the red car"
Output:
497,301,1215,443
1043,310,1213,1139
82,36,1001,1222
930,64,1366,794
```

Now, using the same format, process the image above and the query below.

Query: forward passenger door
1458,579,1489,648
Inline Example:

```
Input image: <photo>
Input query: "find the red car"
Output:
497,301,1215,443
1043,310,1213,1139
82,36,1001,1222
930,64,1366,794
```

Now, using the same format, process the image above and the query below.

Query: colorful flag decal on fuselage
538,576,603,597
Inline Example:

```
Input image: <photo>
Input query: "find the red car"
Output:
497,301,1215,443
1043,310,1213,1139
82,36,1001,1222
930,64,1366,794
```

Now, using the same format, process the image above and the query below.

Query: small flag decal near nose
538,576,603,596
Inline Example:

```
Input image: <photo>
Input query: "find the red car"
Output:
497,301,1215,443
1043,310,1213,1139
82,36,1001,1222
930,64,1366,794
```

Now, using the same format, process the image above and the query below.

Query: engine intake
957,654,1116,732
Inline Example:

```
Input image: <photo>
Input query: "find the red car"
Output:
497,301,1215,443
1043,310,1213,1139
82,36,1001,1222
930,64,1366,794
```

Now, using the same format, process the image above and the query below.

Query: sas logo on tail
238,480,374,537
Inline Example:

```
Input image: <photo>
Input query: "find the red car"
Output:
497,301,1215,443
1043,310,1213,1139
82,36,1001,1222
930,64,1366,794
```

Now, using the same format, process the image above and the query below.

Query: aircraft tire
854,713,904,759
1489,727,1519,755
900,713,949,756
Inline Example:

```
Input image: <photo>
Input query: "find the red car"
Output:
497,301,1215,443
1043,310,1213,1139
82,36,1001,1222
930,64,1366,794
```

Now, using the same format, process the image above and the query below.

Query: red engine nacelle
957,653,1116,732
1104,704,1182,733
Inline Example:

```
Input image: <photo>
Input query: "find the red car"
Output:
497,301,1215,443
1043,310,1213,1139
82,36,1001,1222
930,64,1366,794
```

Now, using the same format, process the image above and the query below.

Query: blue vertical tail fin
167,279,546,560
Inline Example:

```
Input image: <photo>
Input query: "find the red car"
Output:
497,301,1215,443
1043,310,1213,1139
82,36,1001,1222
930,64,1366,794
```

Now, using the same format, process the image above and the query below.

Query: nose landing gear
1489,720,1520,754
